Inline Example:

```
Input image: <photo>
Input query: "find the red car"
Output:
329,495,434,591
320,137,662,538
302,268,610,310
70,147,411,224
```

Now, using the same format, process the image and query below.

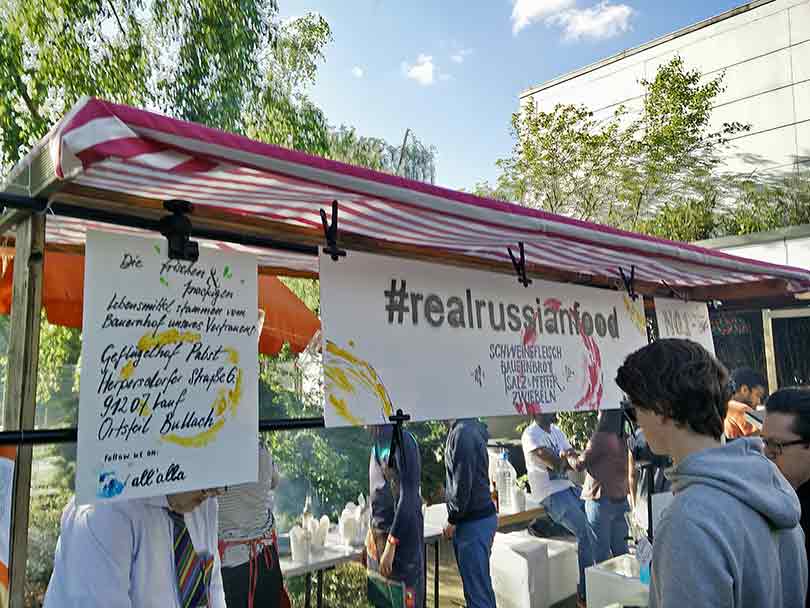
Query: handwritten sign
654,297,715,354
320,251,649,426
76,231,258,504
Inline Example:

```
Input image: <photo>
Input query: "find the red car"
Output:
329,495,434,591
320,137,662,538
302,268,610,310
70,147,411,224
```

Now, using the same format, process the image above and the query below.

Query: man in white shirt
521,413,596,608
43,489,226,608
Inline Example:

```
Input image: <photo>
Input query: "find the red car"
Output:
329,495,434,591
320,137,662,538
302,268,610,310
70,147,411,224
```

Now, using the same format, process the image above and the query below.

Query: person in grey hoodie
443,418,497,608
616,339,807,608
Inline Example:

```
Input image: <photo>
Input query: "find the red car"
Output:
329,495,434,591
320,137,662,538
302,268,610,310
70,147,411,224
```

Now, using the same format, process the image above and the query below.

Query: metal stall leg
423,544,428,606
434,541,440,607
305,573,312,608
317,569,324,608
4,214,45,608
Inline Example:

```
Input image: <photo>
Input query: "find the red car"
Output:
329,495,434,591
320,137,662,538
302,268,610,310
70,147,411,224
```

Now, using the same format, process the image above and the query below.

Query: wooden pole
762,309,778,393
3,214,44,608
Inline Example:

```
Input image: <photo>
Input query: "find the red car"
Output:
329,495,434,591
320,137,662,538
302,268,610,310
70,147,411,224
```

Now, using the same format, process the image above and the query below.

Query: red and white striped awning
5,97,810,297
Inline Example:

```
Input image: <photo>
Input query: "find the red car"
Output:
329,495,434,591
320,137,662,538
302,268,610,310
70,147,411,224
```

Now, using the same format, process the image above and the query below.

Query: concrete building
697,223,810,268
520,0,810,178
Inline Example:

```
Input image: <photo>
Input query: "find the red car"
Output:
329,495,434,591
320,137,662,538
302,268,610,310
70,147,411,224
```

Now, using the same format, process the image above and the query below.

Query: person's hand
443,524,456,540
380,541,396,577
562,450,580,471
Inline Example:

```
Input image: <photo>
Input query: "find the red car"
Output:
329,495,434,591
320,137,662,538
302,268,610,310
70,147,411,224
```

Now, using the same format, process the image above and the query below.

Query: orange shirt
724,400,758,439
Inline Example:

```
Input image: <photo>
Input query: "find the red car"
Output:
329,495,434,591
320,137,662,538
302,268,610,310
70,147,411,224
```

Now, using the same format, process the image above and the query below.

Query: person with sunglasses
763,387,810,607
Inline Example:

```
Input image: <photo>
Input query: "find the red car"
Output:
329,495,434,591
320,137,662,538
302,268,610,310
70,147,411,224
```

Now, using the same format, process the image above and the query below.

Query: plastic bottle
496,451,514,512
636,536,653,585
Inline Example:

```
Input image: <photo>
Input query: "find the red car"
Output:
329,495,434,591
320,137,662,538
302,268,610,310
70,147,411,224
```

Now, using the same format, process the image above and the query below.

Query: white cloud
511,0,575,34
351,66,365,78
512,0,635,40
450,48,473,64
402,54,436,86
549,1,634,40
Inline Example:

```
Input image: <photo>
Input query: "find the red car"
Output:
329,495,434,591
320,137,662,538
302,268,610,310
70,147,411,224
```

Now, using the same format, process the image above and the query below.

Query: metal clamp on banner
508,242,532,288
661,279,688,303
619,265,637,301
159,199,199,262
320,200,346,261
387,408,411,468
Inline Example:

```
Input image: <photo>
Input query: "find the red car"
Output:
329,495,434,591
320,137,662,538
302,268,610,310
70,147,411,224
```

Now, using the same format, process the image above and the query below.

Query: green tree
495,103,632,223
621,57,748,229
329,126,437,183
0,0,335,174
492,56,749,229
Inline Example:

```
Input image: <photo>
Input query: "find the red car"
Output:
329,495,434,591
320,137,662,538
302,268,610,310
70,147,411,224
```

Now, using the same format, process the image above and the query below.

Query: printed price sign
654,298,715,355
76,231,258,504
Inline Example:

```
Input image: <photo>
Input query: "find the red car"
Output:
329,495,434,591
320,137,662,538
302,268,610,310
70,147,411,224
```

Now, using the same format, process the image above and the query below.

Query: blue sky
280,0,744,191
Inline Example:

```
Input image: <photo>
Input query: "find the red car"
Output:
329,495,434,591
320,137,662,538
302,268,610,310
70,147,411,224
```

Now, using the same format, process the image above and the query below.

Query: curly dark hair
615,339,731,440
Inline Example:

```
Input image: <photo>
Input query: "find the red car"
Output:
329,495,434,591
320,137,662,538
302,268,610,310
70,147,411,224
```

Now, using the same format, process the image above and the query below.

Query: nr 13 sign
654,297,715,355
76,231,259,505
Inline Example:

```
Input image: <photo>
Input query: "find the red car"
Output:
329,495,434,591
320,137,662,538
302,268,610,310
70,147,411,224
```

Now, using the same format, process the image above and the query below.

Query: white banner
654,298,715,354
320,251,649,426
77,231,258,504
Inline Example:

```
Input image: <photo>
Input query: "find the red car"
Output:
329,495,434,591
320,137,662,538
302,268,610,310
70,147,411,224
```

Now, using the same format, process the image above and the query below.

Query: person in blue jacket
367,424,424,608
443,418,497,608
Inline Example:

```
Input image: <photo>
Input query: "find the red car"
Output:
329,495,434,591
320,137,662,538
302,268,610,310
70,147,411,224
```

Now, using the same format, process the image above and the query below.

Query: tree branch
11,71,41,125
104,0,127,36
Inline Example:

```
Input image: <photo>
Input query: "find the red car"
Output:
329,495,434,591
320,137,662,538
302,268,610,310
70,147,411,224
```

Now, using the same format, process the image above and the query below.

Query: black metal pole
0,417,325,447
0,195,319,257
647,463,654,542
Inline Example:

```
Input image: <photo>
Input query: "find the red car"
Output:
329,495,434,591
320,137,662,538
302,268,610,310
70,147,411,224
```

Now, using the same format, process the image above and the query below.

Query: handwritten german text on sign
319,251,649,426
654,298,715,355
77,231,258,504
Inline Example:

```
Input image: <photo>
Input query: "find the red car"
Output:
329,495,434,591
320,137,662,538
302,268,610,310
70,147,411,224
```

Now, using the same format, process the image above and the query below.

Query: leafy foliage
496,103,632,223
25,485,75,605
490,56,750,230
329,126,437,183
36,315,81,406
0,0,438,180
621,57,749,229
0,0,343,173
287,563,371,608
555,411,598,452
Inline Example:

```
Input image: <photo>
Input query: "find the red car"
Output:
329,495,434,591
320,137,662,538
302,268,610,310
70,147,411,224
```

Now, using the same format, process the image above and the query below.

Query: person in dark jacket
367,425,424,608
443,418,497,608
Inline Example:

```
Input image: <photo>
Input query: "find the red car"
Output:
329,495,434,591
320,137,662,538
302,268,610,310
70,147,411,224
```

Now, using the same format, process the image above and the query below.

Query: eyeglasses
761,437,810,457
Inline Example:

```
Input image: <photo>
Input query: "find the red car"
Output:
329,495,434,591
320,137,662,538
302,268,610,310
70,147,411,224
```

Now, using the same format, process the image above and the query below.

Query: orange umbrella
0,252,319,355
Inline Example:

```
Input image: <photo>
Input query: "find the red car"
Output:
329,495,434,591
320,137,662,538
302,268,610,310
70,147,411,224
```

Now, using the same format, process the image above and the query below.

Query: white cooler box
585,554,649,607
490,531,579,608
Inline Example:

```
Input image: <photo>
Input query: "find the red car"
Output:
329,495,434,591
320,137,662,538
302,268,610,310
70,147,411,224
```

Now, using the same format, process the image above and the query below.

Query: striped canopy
4,97,810,300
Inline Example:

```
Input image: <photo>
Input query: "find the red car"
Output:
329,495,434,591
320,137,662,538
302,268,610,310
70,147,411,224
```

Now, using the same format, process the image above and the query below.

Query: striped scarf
168,510,214,607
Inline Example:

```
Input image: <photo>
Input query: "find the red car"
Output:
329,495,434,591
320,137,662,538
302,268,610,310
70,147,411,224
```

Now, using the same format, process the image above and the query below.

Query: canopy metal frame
0,194,329,607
